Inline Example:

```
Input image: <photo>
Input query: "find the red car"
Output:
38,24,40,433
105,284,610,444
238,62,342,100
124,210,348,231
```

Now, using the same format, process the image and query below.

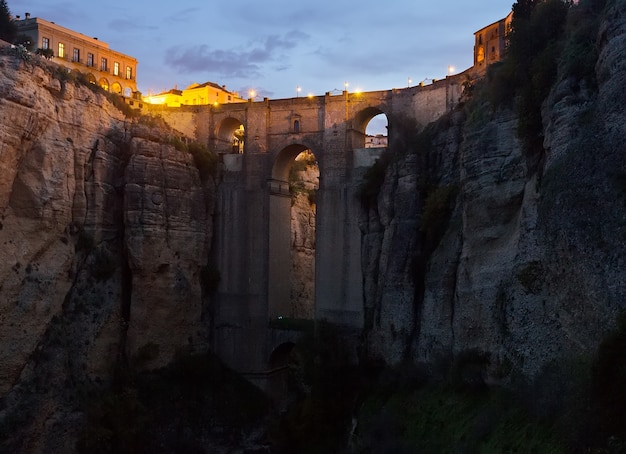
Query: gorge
1,0,626,451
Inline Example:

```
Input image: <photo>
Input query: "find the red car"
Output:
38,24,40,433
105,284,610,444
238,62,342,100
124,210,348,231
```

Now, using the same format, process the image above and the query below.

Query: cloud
166,30,309,79
108,18,158,32
167,45,262,78
170,7,202,21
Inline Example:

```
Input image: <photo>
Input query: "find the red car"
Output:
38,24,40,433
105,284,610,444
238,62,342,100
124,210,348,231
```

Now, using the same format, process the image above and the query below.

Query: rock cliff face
1,1,626,449
360,1,626,378
0,53,213,450
290,160,318,319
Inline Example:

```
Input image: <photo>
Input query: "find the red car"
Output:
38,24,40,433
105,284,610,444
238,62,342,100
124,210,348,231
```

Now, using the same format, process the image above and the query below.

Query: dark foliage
591,314,626,443
77,352,269,453
188,141,218,181
356,149,392,202
0,0,16,43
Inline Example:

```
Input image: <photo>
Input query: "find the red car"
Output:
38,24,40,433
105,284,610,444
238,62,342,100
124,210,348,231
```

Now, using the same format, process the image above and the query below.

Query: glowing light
344,81,349,91
408,77,412,88
448,65,455,75
296,86,301,97
308,93,314,98
248,89,256,100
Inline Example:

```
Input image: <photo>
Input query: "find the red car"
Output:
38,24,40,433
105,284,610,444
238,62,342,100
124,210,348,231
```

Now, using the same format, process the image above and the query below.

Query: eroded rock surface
0,54,214,450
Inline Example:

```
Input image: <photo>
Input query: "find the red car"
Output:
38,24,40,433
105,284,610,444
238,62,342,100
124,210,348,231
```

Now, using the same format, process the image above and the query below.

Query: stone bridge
158,75,464,385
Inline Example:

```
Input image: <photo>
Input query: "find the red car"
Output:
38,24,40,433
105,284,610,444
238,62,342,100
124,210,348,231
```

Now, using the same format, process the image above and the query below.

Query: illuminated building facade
473,12,513,74
15,13,138,97
144,81,245,107
365,134,388,148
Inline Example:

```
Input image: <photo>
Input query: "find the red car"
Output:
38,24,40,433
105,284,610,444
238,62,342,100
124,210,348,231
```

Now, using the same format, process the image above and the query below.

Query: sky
13,1,510,133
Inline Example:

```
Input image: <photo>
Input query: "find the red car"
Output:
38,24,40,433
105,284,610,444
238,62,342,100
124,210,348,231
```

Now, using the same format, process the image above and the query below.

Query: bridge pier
198,78,464,381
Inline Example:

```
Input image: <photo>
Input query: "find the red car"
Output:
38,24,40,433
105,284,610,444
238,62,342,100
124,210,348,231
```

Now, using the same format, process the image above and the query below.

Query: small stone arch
269,342,296,371
271,143,311,182
86,73,97,85
352,107,389,149
98,77,110,91
267,342,300,410
216,116,244,154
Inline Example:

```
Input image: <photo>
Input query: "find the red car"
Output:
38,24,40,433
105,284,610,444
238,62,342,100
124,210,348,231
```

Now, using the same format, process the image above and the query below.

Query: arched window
294,120,300,133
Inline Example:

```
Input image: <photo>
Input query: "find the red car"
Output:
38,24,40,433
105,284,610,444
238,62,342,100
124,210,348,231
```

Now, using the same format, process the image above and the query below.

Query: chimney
25,12,30,19
15,15,20,20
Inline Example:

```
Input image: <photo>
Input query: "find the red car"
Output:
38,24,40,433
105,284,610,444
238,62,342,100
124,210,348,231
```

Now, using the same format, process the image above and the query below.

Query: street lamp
296,86,301,97
408,77,412,88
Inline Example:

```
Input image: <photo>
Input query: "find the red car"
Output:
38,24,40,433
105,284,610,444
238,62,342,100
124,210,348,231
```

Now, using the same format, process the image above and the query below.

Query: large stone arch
216,116,244,154
268,143,318,320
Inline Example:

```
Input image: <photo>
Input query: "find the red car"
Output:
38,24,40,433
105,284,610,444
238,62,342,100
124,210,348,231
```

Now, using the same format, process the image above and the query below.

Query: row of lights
247,66,456,101
407,66,455,88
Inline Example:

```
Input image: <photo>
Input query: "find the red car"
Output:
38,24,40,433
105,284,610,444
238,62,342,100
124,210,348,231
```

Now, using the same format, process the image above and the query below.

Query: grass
354,383,564,453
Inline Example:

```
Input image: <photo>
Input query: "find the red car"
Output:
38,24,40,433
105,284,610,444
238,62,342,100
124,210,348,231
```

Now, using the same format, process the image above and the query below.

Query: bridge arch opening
216,117,244,154
269,145,319,321
353,108,388,149
267,342,302,410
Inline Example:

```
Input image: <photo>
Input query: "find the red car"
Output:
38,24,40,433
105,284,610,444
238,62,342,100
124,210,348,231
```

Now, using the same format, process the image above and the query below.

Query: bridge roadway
158,75,465,387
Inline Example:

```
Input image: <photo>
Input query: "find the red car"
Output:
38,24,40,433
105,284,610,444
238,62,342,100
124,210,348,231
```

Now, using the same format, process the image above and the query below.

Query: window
101,57,108,71
125,66,132,80
294,120,300,133
87,53,94,67
113,62,120,76
73,48,80,63
58,43,65,58
42,37,49,49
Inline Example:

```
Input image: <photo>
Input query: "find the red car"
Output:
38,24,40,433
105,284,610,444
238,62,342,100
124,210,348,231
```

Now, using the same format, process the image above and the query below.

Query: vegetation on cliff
77,352,269,453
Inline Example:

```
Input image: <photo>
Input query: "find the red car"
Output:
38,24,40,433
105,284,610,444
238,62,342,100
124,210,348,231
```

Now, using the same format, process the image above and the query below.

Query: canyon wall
359,0,626,378
0,53,214,451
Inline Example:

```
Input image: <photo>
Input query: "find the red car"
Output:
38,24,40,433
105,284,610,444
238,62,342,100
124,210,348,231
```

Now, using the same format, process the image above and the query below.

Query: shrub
449,349,491,391
35,48,54,59
357,150,392,201
188,142,218,181
420,184,458,255
591,313,626,442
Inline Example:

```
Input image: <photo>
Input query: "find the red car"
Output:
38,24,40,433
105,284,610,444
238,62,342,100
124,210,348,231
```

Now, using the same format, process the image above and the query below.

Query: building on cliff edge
472,12,513,75
143,81,246,107
14,12,138,98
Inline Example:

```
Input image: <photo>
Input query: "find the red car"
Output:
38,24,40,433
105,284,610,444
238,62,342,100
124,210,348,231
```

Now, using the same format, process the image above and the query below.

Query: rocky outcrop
360,0,626,378
0,53,214,450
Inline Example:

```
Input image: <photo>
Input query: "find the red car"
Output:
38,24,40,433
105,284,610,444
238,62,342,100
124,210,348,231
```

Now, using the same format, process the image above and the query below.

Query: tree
0,0,17,43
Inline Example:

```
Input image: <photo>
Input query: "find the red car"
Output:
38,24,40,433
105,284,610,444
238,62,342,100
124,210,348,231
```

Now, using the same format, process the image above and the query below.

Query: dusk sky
14,1,509,100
